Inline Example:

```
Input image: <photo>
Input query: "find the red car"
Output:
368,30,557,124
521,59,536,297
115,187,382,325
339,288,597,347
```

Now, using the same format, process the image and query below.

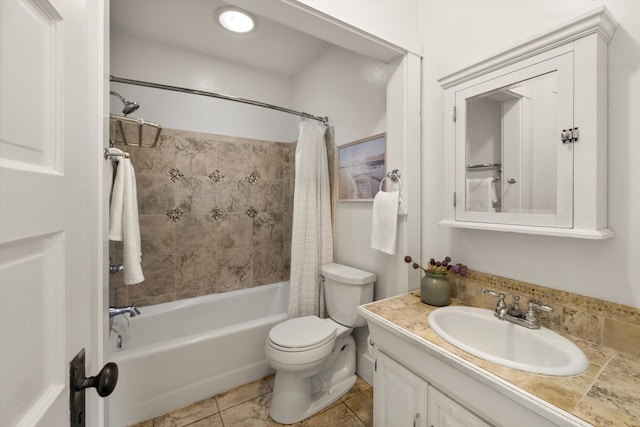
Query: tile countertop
360,292,640,427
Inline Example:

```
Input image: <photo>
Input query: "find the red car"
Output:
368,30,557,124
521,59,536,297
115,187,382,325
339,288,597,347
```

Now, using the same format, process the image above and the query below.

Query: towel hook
387,169,400,182
379,170,402,192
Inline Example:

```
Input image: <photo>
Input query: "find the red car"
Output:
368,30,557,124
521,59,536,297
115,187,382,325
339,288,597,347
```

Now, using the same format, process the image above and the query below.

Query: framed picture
337,133,386,201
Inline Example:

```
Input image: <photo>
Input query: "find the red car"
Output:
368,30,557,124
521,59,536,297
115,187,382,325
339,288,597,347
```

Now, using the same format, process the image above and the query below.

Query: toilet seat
268,316,337,352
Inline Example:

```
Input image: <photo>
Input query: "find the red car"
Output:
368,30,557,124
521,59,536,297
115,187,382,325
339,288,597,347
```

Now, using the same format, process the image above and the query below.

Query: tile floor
130,375,373,427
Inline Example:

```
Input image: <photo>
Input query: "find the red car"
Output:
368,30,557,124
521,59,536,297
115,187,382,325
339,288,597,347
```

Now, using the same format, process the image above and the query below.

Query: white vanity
440,6,617,239
356,292,630,427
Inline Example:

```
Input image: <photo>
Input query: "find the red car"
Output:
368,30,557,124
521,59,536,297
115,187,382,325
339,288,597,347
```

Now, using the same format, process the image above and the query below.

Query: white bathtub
107,281,289,427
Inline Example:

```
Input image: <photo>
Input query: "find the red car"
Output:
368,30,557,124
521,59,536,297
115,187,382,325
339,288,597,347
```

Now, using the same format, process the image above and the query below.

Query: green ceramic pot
420,272,451,306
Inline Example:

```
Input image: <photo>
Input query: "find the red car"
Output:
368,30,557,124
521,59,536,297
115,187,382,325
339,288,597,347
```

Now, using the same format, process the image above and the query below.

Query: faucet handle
483,289,506,317
528,301,553,313
525,301,553,325
482,289,504,299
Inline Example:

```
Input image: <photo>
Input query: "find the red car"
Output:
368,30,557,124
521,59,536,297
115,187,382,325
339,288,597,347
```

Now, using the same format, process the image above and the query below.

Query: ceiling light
216,7,256,33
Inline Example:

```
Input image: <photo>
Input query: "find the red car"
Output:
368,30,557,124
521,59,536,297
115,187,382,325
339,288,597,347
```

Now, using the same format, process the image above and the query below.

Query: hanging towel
466,177,498,211
370,189,400,255
395,178,408,216
108,148,144,285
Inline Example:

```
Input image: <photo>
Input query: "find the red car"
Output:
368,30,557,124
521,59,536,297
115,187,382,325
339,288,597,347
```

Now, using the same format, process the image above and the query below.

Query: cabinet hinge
453,106,457,122
561,127,579,143
453,192,457,207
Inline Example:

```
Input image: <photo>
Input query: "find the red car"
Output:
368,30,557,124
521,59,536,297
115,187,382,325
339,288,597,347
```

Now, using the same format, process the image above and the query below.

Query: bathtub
107,281,289,427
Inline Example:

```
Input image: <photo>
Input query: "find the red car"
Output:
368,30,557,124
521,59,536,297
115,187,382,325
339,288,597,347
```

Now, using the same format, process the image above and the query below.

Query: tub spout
109,305,141,318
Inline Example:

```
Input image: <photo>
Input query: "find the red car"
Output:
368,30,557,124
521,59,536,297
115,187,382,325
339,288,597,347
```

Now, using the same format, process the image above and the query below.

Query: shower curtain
288,120,333,318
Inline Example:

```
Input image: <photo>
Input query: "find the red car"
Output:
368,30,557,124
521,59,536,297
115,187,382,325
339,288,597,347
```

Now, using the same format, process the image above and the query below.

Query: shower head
110,91,140,116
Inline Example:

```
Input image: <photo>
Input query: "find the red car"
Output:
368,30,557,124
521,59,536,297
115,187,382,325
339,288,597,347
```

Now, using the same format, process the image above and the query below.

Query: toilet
265,263,375,424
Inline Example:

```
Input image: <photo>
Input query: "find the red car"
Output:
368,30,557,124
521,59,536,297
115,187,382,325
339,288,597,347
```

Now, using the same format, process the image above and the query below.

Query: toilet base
269,334,357,424
270,372,357,425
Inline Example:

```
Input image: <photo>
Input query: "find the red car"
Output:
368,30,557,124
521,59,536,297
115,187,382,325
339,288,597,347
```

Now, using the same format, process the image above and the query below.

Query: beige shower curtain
288,119,333,318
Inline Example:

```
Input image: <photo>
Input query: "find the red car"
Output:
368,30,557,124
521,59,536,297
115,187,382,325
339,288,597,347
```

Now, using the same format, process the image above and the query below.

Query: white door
0,0,105,426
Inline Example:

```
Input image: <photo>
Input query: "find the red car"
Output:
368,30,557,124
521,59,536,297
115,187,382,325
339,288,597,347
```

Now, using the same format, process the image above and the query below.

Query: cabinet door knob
507,178,517,184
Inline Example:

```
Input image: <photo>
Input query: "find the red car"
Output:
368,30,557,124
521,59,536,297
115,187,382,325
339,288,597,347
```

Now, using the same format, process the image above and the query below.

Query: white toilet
265,263,375,424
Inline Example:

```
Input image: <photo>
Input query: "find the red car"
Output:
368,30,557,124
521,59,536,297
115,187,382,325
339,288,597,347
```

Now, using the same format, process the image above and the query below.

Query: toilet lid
269,316,337,350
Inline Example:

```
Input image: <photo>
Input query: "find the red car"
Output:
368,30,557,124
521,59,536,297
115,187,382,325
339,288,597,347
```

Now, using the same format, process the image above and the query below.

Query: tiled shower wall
110,126,330,307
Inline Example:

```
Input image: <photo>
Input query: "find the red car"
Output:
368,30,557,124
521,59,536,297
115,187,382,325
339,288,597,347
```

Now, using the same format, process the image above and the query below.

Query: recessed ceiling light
216,7,256,34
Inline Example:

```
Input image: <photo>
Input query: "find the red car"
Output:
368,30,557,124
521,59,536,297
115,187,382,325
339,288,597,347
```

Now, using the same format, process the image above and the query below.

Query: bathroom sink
428,306,589,376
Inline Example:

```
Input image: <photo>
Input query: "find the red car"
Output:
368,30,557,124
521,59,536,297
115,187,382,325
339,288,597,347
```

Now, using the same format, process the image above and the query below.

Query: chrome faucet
483,289,553,329
109,305,141,318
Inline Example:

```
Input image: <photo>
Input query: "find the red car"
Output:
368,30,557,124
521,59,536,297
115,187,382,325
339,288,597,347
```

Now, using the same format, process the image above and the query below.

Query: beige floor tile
153,397,219,427
186,413,224,427
264,373,276,390
216,379,272,411
339,377,372,403
344,388,374,427
219,392,283,427
134,375,373,427
298,403,365,427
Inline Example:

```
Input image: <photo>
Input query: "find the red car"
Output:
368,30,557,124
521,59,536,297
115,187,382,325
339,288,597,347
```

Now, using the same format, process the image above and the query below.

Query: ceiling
110,0,333,77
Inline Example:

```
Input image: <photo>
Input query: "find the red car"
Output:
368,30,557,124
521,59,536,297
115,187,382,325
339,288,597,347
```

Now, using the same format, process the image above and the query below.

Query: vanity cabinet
374,351,427,427
360,310,592,426
439,7,617,239
428,385,492,427
374,351,490,427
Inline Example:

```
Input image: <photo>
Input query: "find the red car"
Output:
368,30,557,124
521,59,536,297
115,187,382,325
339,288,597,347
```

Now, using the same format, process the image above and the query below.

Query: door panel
0,0,103,425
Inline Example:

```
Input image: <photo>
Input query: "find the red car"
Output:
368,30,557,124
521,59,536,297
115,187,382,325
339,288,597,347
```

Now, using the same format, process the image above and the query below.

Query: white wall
421,0,640,308
295,0,423,55
110,31,299,142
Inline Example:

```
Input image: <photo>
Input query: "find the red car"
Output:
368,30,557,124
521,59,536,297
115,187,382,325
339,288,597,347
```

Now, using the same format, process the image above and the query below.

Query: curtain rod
110,75,329,126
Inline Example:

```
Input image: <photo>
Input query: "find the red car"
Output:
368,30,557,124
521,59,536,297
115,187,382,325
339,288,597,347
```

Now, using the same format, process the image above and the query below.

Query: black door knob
79,362,119,397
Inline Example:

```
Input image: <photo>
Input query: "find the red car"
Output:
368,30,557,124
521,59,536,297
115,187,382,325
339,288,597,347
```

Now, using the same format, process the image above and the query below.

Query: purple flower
404,254,468,277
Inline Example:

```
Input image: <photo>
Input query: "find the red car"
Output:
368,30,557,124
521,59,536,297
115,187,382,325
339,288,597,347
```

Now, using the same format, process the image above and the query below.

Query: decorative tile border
451,270,640,356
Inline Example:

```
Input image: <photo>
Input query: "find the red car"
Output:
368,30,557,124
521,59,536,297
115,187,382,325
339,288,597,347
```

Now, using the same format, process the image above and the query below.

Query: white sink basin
428,306,589,376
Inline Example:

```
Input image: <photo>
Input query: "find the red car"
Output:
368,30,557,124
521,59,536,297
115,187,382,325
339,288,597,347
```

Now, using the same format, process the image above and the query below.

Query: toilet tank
321,263,376,327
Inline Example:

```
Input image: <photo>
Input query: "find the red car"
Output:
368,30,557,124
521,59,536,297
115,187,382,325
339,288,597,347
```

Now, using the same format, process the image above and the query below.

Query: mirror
465,71,558,215
454,52,574,228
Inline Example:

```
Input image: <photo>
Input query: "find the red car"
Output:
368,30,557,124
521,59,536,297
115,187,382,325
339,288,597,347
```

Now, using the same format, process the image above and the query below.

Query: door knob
507,178,517,184
70,349,119,426
77,362,119,397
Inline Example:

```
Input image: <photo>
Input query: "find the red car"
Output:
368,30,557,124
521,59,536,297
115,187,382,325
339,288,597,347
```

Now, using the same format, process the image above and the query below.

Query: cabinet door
454,52,574,228
428,386,491,427
374,351,428,427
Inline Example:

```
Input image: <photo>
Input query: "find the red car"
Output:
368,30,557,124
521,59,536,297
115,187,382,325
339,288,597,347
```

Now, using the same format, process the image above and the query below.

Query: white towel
108,148,144,285
466,177,497,211
397,187,408,216
370,190,400,255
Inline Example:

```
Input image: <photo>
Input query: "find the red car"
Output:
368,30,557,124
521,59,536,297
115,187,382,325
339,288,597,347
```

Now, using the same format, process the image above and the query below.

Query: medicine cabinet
439,6,617,239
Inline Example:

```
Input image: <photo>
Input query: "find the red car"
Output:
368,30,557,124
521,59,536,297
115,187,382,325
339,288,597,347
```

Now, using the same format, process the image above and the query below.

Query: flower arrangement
404,255,468,277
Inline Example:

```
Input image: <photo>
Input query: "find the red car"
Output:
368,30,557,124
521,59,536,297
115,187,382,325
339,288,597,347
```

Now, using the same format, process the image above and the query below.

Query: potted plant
404,255,468,306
